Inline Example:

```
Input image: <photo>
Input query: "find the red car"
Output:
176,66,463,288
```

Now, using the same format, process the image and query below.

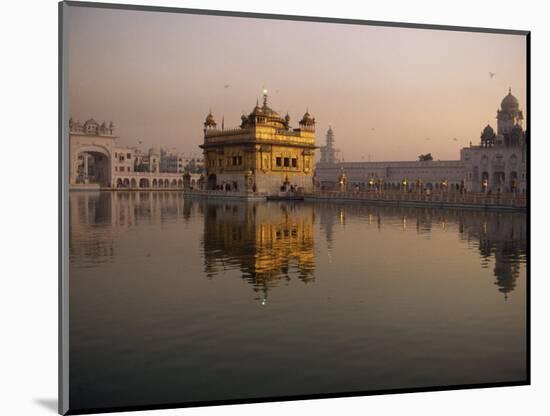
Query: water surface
69,191,527,410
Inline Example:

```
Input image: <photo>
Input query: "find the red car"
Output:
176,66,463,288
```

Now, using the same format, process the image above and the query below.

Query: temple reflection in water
70,192,526,300
196,200,316,297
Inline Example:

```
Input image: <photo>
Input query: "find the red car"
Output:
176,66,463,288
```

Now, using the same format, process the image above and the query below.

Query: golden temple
200,90,317,195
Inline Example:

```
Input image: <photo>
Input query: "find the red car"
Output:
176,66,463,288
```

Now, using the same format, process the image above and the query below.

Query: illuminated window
291,158,297,168
276,157,282,167
284,158,290,167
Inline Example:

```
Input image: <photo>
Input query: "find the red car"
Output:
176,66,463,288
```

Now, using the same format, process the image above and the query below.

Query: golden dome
204,110,217,128
300,109,315,126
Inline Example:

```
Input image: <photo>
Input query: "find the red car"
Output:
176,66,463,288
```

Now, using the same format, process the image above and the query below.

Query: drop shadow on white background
34,399,57,414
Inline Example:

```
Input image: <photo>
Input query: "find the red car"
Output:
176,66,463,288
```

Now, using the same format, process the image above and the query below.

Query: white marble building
316,159,465,191
461,89,527,193
315,89,527,194
69,118,188,189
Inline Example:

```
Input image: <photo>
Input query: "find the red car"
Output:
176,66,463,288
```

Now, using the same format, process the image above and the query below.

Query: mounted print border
59,1,530,414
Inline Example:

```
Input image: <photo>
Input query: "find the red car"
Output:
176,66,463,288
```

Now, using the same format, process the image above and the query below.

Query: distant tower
319,125,339,164
496,88,524,146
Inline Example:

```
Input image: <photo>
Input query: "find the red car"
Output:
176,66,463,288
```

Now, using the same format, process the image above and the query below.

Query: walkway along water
305,190,527,211
183,189,527,211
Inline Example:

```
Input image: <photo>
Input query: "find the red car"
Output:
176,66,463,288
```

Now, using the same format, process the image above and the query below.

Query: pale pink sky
68,6,527,161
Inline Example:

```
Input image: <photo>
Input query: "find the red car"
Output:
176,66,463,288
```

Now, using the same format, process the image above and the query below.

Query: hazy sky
68,6,527,161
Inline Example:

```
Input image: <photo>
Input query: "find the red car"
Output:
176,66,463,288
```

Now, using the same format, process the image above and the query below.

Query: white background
1,0,548,415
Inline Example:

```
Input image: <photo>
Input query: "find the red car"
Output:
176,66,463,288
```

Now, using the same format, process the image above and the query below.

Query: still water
69,191,527,410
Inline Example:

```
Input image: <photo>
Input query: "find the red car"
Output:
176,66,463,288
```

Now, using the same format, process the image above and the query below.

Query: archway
131,178,137,188
207,174,217,190
76,150,111,187
116,178,123,188
123,178,130,188
481,171,489,191
171,179,177,188
493,172,505,190
177,179,183,188
158,179,164,188
164,179,170,187
510,171,518,192
152,179,158,188
139,178,150,188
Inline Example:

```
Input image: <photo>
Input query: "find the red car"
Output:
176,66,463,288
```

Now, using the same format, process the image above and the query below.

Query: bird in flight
425,137,431,141
224,84,230,89
489,72,496,78
452,137,458,141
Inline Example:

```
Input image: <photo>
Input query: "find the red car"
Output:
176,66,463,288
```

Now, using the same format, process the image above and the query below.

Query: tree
134,158,148,172
418,153,433,162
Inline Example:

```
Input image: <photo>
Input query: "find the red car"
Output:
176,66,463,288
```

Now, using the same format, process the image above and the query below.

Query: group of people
214,181,239,191
280,183,300,193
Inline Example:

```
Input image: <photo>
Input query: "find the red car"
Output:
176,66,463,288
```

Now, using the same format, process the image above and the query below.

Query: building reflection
314,203,526,299
459,211,526,299
194,200,316,296
70,192,525,300
69,191,115,262
69,191,185,261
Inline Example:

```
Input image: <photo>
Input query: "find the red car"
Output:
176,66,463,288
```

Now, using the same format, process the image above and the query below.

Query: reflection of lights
261,298,267,306
339,209,345,225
